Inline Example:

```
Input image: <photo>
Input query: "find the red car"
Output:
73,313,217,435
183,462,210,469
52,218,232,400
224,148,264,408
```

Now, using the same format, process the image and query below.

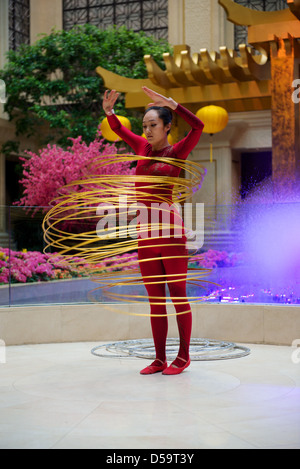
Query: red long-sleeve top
107,104,204,206
107,104,204,241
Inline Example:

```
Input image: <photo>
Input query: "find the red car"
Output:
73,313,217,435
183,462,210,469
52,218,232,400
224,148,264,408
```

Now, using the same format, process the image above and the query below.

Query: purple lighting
243,203,300,284
202,178,300,305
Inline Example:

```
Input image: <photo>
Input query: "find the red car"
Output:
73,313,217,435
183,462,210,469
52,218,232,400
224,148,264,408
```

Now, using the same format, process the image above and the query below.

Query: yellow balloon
101,116,131,141
142,133,174,145
196,105,228,135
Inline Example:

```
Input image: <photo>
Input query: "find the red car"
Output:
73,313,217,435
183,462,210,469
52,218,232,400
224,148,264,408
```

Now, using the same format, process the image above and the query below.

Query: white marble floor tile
0,342,299,449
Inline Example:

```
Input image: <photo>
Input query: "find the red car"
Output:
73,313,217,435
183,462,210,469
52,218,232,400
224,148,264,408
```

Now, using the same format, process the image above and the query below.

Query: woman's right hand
103,89,120,115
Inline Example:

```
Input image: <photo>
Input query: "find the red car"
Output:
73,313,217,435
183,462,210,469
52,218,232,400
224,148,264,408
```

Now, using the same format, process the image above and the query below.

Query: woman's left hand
142,86,178,110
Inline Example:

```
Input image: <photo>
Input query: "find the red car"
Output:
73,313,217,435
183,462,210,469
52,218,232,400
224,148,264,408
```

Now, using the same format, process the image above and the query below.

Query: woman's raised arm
142,86,178,111
102,90,147,154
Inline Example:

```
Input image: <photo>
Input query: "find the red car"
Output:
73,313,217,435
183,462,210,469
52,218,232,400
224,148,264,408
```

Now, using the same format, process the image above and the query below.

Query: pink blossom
0,248,140,284
189,250,243,269
0,247,244,286
15,131,135,215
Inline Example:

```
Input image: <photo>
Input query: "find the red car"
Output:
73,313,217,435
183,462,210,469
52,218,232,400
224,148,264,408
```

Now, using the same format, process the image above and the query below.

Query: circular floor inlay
91,338,251,361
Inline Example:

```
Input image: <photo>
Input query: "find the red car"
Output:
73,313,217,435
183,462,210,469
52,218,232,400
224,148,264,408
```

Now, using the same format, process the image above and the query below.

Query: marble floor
0,341,299,449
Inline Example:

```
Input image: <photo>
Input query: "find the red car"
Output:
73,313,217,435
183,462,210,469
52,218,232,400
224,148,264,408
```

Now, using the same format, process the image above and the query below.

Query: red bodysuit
107,105,204,366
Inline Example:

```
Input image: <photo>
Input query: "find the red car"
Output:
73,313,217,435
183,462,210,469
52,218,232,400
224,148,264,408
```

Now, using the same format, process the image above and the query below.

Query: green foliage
0,24,171,148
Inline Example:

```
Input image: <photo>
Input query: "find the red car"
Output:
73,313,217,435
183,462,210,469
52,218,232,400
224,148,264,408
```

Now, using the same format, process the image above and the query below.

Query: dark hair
144,106,173,134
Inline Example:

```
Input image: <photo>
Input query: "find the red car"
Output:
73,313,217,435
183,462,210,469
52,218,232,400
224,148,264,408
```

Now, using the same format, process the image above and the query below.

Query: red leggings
138,237,192,363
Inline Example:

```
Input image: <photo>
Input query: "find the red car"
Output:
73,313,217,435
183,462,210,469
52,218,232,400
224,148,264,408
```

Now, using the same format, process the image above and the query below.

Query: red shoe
162,358,191,375
140,360,168,375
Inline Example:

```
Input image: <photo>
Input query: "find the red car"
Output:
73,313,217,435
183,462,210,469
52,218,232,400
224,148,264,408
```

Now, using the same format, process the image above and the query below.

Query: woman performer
102,87,204,375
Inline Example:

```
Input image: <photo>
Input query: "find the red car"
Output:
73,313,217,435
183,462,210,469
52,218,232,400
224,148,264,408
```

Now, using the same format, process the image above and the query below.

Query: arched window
9,0,30,50
63,0,168,40
234,0,288,49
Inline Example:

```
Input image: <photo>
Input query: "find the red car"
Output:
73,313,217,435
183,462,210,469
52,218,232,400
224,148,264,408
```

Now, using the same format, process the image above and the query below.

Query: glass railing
0,203,299,307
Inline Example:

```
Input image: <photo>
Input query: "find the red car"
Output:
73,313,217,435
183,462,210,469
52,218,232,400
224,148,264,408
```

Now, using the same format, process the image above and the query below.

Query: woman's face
142,110,171,149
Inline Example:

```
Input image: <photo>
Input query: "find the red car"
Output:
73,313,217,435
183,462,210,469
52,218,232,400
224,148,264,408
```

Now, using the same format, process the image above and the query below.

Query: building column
270,36,300,197
183,0,233,53
0,0,8,121
0,0,8,232
168,0,185,46
0,0,8,69
0,153,6,232
30,0,63,43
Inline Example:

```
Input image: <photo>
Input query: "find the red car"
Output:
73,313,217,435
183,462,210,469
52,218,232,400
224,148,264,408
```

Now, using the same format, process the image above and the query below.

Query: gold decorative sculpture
96,43,297,103
218,0,298,25
96,42,272,111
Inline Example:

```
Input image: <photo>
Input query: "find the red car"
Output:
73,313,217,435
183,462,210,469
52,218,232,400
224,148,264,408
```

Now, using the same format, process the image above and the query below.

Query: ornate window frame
9,0,30,50
63,0,169,40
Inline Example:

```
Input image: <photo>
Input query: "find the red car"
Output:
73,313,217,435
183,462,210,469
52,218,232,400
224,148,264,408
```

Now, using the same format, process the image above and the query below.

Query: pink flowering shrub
0,249,66,284
0,248,242,285
0,249,52,284
0,248,139,285
16,130,135,214
189,250,243,269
